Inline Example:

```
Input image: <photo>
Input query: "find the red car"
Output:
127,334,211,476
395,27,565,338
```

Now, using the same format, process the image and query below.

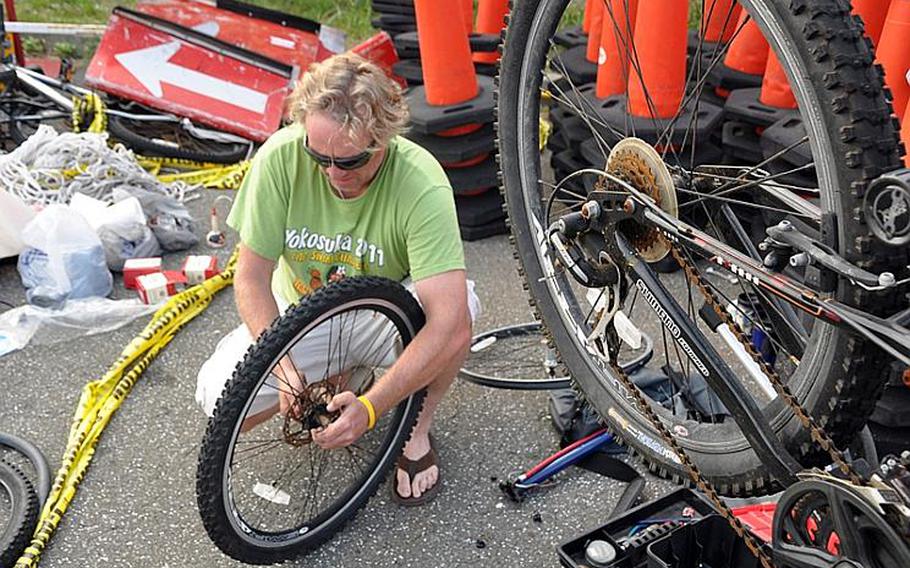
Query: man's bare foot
394,433,439,502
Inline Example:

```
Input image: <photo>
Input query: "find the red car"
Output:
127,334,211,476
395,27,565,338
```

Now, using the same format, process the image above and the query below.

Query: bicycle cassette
606,138,679,262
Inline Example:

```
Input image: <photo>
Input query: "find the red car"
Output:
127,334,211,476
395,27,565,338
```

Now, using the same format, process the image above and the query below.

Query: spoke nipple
879,272,895,287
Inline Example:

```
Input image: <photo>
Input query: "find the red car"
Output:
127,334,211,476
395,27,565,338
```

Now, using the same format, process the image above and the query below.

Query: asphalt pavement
0,188,674,567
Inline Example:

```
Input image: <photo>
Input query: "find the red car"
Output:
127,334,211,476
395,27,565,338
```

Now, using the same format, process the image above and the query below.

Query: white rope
0,125,196,206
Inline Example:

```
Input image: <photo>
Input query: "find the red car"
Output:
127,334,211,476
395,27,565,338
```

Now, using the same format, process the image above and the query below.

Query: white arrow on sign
114,38,268,114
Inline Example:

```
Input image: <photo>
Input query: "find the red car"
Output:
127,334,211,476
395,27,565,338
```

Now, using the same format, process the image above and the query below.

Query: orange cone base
440,152,491,169
703,60,764,99
758,115,816,188
554,26,588,49
446,154,498,196
561,90,725,164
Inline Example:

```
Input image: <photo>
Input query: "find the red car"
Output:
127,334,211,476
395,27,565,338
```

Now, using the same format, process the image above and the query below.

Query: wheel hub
605,138,679,262
281,383,339,446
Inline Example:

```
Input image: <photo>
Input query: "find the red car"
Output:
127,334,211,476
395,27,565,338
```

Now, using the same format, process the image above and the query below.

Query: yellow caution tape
539,89,554,151
15,249,238,568
539,116,552,152
71,93,107,135
135,156,250,189
153,160,251,190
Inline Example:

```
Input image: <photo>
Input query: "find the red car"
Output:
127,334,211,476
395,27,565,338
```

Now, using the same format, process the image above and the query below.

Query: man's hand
311,391,371,449
273,356,307,418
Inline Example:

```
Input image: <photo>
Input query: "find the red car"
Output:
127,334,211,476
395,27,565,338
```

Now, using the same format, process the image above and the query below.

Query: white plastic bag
71,193,162,271
0,297,155,357
0,188,35,259
17,204,113,307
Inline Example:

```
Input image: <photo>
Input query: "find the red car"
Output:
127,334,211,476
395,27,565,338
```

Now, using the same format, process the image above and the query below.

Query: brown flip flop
390,435,441,506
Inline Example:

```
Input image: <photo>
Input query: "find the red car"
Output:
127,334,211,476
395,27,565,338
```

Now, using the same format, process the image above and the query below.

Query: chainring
772,474,910,568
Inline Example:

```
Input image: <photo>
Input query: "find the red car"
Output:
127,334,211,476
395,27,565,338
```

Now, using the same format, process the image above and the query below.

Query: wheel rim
460,322,572,389
508,0,845,458
221,298,418,548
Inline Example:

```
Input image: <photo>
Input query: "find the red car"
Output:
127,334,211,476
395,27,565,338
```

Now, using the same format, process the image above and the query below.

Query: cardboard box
136,271,186,304
123,257,162,289
182,255,220,285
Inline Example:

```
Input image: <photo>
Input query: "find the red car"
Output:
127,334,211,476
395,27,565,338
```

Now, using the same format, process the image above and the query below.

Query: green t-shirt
227,123,465,304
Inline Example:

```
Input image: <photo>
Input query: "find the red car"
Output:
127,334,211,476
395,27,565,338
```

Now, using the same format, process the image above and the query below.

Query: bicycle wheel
107,104,252,164
498,0,906,495
0,458,39,568
459,321,653,389
0,91,68,145
196,277,426,564
459,322,571,389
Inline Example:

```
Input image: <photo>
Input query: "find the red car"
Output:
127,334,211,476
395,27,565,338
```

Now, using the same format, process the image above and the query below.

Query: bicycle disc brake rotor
605,138,679,262
281,383,340,446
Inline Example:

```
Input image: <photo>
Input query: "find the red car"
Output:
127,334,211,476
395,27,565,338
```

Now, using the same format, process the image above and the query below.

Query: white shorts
195,279,481,417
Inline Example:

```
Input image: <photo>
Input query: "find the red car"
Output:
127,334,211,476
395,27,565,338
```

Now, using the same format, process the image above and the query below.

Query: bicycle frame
11,65,254,144
547,169,910,484
598,173,910,368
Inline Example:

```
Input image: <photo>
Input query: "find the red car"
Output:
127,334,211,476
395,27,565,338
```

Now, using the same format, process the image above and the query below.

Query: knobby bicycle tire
196,277,426,564
497,0,907,495
107,116,251,164
0,458,39,568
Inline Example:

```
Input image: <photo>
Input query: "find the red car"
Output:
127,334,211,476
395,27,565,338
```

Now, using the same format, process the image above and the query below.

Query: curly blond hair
287,53,409,146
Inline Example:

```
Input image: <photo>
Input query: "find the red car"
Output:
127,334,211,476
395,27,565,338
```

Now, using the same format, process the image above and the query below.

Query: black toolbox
557,488,763,568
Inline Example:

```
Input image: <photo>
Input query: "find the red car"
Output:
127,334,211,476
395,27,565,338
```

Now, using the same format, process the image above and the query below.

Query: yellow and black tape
15,250,238,568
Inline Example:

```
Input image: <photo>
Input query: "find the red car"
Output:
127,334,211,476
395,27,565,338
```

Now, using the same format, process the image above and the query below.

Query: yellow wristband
357,395,376,430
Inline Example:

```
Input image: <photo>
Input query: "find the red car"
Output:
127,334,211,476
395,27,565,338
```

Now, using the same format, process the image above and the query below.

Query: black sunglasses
303,139,375,171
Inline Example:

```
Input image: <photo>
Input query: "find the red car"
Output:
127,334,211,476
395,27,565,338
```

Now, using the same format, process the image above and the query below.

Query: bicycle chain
669,246,864,486
597,217,864,568
605,356,777,568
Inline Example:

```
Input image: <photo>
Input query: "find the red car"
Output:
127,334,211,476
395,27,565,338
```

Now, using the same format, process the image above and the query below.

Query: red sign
134,0,337,72
85,8,294,141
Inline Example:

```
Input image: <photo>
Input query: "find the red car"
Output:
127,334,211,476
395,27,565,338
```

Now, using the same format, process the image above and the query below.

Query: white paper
253,482,291,506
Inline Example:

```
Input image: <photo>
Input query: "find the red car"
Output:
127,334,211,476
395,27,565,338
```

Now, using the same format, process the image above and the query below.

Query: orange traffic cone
878,0,910,121
461,0,474,35
759,52,796,109
415,1,478,106
473,0,509,65
903,98,910,167
586,0,606,64
583,0,594,33
702,0,742,43
595,0,638,98
412,0,484,136
723,10,769,76
627,0,688,118
852,0,891,45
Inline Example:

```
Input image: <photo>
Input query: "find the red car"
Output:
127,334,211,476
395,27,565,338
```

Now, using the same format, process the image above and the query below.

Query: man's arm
234,243,279,339
367,269,472,415
312,269,473,448
234,243,307,416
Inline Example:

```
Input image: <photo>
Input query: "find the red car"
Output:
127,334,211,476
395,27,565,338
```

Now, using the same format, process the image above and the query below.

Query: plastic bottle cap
584,539,617,567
